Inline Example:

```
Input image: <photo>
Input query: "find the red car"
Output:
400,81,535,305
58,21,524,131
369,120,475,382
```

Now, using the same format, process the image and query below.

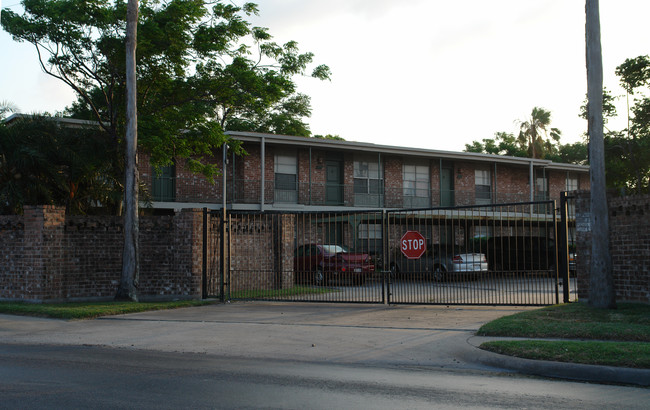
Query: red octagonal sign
400,231,427,259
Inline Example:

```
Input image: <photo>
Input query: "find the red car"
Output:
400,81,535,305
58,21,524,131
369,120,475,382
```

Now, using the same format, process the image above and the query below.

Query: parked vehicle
486,236,556,273
389,244,488,281
294,244,375,285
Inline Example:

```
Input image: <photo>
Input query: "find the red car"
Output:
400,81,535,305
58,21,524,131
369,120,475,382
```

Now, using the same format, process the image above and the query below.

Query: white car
450,253,489,273
390,246,489,281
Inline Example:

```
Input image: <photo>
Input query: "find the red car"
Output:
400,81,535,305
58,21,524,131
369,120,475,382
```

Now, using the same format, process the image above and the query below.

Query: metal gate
203,200,576,306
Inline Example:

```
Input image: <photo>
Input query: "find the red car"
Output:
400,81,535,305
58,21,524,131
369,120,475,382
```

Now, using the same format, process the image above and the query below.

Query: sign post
400,231,427,259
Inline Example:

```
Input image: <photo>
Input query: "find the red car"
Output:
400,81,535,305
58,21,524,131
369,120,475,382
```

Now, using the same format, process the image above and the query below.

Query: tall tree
1,0,330,179
614,55,650,193
517,107,562,159
117,0,139,301
585,0,615,308
3,0,329,301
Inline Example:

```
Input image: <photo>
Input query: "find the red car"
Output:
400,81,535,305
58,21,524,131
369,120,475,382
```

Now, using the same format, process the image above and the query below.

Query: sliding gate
386,201,564,305
203,201,570,306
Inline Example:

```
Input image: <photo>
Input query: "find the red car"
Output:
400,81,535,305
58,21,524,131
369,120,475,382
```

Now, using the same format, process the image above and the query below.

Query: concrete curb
463,336,650,387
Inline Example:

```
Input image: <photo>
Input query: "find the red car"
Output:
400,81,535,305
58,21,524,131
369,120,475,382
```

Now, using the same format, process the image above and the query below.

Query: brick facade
575,192,650,303
139,135,589,210
0,206,203,302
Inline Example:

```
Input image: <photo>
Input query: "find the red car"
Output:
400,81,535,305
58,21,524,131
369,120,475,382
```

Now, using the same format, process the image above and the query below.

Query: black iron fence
203,199,578,306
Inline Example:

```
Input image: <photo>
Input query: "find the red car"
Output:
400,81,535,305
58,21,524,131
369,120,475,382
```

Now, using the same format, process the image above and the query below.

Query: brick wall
0,215,24,296
225,214,297,292
454,162,476,206
495,164,529,203
139,140,589,210
384,157,403,208
0,206,203,302
575,192,650,303
139,153,224,204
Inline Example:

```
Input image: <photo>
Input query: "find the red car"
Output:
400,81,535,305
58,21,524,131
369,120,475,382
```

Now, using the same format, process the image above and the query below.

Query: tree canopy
0,115,118,214
610,55,650,193
465,55,650,192
578,56,650,193
464,108,587,164
1,0,330,180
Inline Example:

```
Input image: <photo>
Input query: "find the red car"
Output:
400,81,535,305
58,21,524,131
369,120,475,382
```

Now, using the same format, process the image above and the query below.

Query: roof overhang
226,131,589,173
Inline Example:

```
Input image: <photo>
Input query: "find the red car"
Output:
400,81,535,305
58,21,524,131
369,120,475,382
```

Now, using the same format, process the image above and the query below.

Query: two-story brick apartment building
141,131,589,212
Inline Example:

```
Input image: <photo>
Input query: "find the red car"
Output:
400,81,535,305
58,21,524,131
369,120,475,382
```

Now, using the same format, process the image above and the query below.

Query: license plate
474,264,481,270
354,268,362,273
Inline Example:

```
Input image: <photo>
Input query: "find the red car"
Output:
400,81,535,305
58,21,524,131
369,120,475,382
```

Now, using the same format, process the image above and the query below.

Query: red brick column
281,214,296,288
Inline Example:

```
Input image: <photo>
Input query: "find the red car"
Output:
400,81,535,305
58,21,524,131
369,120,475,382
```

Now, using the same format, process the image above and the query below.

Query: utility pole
585,0,615,308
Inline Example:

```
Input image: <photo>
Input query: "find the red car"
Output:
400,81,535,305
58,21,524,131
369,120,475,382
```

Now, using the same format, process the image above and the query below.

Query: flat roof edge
225,131,589,172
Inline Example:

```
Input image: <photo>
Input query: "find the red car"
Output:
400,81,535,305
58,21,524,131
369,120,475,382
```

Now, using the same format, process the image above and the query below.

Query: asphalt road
1,302,648,409
2,344,649,410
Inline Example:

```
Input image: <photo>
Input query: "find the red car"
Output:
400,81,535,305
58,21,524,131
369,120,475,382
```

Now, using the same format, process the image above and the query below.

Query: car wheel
314,268,325,286
432,265,446,282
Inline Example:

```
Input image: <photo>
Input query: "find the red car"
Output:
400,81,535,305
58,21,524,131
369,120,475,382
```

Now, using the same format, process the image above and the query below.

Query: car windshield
321,245,348,254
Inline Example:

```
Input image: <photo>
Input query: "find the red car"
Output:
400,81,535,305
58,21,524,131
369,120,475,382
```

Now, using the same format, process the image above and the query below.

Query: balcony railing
144,175,552,209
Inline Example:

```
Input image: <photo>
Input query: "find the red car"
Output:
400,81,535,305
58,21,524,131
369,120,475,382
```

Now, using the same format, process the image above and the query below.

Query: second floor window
403,164,429,197
535,170,548,199
274,153,297,202
354,159,383,195
475,169,492,203
152,164,175,202
566,175,579,191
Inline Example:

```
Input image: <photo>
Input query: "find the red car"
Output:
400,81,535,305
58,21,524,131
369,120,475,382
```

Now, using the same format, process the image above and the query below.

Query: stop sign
400,231,427,259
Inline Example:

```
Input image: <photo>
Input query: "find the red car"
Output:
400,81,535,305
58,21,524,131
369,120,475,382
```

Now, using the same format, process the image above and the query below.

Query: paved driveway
0,302,532,369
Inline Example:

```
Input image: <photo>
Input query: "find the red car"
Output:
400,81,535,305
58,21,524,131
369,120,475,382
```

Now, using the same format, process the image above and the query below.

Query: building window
358,224,382,239
566,175,579,192
403,164,430,207
566,174,579,216
535,170,548,200
152,164,175,202
274,153,297,203
354,157,383,206
475,169,492,204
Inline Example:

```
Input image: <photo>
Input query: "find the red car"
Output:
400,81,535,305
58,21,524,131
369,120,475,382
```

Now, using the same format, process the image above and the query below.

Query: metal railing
146,175,554,209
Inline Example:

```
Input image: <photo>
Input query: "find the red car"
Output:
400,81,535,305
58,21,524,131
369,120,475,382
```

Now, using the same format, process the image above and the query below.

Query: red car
294,244,375,285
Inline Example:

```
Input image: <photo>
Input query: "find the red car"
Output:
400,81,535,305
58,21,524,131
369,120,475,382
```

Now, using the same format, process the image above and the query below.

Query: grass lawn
477,302,650,368
480,340,650,368
0,299,217,320
0,286,333,320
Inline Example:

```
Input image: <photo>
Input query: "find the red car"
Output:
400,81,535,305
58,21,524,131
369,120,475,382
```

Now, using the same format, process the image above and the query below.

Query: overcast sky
1,0,649,152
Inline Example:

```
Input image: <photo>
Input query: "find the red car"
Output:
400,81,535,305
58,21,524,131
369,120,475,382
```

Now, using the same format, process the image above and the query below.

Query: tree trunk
585,0,615,308
116,0,140,302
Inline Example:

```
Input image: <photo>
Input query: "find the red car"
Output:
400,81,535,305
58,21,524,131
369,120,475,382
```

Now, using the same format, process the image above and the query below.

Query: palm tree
517,107,561,159
0,101,19,120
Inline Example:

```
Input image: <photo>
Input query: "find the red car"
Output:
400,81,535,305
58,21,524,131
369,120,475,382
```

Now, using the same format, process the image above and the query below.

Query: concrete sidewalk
1,302,648,386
